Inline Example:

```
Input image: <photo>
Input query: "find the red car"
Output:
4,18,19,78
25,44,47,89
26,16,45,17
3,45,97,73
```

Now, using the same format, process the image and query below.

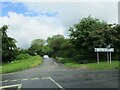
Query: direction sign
95,48,114,52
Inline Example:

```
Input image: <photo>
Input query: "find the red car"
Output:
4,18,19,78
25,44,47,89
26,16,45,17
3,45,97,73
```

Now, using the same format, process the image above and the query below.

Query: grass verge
56,57,120,70
0,55,43,74
64,61,120,70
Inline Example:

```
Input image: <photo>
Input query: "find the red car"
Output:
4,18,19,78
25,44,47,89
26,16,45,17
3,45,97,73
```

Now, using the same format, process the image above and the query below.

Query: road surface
1,58,119,90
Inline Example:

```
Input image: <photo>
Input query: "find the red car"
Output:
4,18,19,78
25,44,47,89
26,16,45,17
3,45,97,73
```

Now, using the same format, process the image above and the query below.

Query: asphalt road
0,58,119,90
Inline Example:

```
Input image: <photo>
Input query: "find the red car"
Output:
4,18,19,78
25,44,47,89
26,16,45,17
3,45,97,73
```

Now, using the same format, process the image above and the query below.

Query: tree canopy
47,34,66,57
28,39,45,56
69,16,120,60
1,25,17,62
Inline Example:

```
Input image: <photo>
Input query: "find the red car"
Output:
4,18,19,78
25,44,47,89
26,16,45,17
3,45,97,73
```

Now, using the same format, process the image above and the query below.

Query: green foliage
69,16,108,49
55,57,76,64
47,34,66,57
69,16,120,60
15,53,31,60
1,25,18,62
111,25,120,60
46,34,75,58
60,39,75,57
18,49,29,54
42,45,53,55
31,39,45,47
47,34,65,50
29,38,45,56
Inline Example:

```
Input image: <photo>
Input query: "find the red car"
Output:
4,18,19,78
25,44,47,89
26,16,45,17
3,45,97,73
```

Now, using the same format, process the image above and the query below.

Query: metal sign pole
97,52,99,64
107,52,109,63
109,52,111,64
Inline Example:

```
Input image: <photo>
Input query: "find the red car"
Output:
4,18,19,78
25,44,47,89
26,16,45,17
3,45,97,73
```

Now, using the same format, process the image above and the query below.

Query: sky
0,0,119,48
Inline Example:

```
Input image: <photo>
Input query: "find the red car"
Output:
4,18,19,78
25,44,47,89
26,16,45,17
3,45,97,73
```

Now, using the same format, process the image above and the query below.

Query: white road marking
48,77,65,90
62,69,66,71
31,78,39,80
17,84,22,89
21,78,28,81
2,76,53,82
10,79,18,82
2,80,8,82
0,84,22,90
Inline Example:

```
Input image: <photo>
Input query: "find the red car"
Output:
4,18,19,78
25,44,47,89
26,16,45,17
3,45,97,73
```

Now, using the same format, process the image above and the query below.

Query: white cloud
23,2,118,27
0,12,66,48
22,2,118,37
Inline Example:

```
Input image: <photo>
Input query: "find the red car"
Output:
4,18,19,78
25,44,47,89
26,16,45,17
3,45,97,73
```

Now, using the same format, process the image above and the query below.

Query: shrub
15,53,31,60
55,57,75,64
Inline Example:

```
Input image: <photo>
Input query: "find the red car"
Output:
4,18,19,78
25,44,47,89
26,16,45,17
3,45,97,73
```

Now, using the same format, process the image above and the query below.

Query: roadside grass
64,61,120,70
0,66,2,74
56,57,120,70
64,62,81,68
1,55,43,74
85,61,120,70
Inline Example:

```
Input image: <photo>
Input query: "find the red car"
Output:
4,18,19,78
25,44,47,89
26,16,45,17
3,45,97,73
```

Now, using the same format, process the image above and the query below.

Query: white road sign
95,48,114,52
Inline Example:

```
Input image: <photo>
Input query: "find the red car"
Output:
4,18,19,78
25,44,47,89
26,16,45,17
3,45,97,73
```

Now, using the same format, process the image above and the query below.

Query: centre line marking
2,80,8,82
62,69,66,71
21,78,28,81
48,77,65,90
31,78,39,80
10,79,18,82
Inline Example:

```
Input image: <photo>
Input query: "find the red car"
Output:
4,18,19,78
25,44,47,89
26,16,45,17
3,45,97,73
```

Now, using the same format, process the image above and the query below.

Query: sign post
95,48,114,64
97,52,99,64
107,52,109,63
110,52,111,64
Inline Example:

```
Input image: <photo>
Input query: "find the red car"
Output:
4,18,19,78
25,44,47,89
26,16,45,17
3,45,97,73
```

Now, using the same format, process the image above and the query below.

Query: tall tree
42,45,53,55
60,38,75,57
29,39,45,56
111,24,120,60
1,25,17,62
47,34,65,57
69,16,115,60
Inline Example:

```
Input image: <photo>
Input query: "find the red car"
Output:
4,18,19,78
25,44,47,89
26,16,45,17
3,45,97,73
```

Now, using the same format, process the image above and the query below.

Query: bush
15,53,31,60
55,57,64,63
55,57,75,64
78,60,87,64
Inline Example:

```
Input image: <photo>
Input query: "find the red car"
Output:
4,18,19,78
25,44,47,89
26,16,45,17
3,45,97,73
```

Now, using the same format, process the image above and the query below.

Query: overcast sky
0,0,119,48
